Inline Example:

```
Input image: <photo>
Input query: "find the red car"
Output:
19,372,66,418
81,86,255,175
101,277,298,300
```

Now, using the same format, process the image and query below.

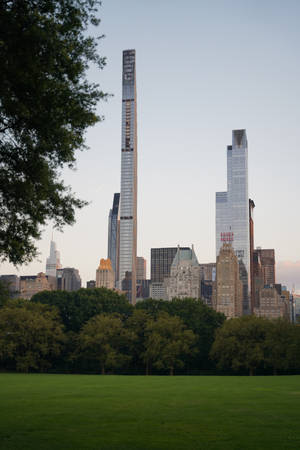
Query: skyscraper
212,242,243,319
107,193,120,284
96,258,115,290
45,240,62,277
136,256,146,280
254,248,275,285
118,50,137,304
216,130,250,313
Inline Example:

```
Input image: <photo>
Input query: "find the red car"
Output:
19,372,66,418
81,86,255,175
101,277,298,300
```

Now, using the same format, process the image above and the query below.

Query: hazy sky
1,0,300,290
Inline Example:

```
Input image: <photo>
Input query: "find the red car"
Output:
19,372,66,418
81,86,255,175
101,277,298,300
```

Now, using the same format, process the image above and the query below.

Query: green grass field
0,374,300,450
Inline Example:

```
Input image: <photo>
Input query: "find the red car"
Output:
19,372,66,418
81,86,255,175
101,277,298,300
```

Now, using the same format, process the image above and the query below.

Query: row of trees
0,288,299,375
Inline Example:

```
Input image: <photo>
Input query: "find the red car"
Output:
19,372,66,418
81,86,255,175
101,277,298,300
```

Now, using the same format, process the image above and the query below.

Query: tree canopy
31,288,133,332
0,0,106,264
0,301,65,372
76,314,135,374
210,316,272,375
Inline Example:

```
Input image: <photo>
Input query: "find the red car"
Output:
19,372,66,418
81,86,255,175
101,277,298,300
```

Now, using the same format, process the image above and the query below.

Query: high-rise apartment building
136,256,146,280
96,258,115,290
57,268,81,292
254,286,289,320
216,130,250,313
46,240,61,277
213,243,243,319
108,193,120,284
118,49,137,304
249,199,255,312
254,248,275,285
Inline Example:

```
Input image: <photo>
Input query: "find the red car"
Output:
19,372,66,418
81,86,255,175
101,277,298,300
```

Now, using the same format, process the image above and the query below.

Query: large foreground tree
0,0,106,264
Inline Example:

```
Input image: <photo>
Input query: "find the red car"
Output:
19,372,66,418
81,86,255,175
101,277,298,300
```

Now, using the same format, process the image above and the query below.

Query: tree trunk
273,368,277,376
170,366,174,376
146,360,149,376
249,367,254,376
101,365,105,375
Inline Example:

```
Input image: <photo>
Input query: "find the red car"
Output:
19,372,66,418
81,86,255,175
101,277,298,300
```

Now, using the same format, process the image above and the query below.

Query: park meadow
1,373,300,450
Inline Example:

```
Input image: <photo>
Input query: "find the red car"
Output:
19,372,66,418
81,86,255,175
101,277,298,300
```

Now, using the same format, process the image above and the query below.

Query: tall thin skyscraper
45,240,61,277
107,193,120,284
118,49,137,304
216,130,250,313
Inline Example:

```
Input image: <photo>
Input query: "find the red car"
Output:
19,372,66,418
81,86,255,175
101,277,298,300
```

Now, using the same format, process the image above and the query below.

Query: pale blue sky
2,0,300,289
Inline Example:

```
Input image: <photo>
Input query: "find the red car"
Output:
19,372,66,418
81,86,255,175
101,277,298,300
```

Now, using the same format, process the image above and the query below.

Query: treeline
0,288,299,375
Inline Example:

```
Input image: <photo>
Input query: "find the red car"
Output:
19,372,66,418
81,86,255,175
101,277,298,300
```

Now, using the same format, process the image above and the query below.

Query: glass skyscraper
107,192,120,285
118,50,137,304
216,130,250,313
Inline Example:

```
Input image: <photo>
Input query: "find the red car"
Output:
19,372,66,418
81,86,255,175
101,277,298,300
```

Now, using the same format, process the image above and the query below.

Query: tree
143,312,196,375
0,280,10,307
126,309,151,373
31,287,133,332
210,316,271,375
137,298,225,369
0,302,65,372
264,319,297,375
76,314,135,374
0,0,107,264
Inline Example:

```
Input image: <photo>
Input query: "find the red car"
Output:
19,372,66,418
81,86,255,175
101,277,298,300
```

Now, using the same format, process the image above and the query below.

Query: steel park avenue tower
216,130,250,314
118,50,137,304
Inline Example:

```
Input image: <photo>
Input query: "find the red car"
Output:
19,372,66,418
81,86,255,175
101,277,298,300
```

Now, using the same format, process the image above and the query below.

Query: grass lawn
0,374,300,450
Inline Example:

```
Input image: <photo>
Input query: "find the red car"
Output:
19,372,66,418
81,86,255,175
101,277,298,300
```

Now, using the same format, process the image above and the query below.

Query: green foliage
0,280,10,307
0,302,65,372
264,319,298,374
210,315,272,375
76,314,135,374
125,309,151,371
31,287,133,332
137,298,226,369
0,0,107,264
143,312,196,375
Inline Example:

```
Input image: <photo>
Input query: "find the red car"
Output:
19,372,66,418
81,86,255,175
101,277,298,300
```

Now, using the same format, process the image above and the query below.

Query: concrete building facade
212,243,243,319
254,286,290,320
57,268,81,292
164,246,201,300
20,272,55,299
96,258,115,290
136,256,146,280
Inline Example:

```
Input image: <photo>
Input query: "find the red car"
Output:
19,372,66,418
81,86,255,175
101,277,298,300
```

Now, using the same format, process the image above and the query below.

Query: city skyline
0,1,299,291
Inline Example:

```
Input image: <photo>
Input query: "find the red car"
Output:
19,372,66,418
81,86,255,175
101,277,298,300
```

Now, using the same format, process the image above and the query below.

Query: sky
1,0,300,290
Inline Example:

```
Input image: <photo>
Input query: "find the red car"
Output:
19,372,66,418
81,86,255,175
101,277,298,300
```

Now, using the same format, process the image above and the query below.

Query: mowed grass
0,375,300,450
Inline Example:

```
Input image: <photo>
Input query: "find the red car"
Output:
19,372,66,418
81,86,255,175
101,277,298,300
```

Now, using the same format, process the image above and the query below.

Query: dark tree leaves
0,0,107,264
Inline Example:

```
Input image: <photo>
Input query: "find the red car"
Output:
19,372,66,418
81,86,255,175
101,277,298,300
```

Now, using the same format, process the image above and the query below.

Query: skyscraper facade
136,256,146,280
96,258,115,290
118,49,137,304
45,240,61,277
255,248,275,285
212,243,243,319
216,130,250,313
107,193,120,284
56,268,81,292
